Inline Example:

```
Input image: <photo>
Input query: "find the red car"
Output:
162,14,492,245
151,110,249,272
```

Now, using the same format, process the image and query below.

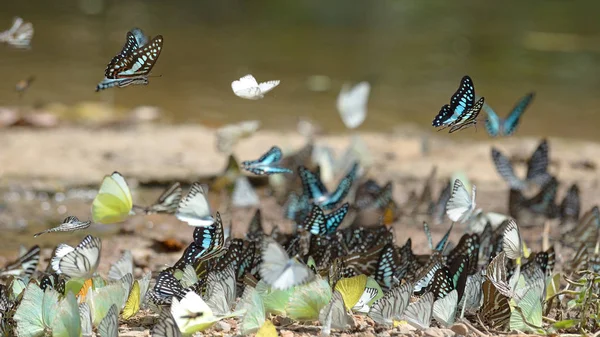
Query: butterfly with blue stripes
432,76,485,133
484,93,534,137
302,203,349,236
242,146,293,175
173,213,224,269
299,162,358,210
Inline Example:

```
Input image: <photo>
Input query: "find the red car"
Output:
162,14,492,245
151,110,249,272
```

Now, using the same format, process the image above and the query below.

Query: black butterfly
246,209,265,242
302,203,349,236
432,76,484,133
491,139,553,190
509,177,559,228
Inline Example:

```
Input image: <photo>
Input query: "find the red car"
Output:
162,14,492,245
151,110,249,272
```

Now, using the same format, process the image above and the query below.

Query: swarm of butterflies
1,22,597,337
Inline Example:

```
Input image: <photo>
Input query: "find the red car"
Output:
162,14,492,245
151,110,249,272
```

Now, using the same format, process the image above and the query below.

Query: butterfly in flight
337,81,371,129
241,146,293,175
231,74,280,100
0,17,34,49
96,28,163,92
484,92,535,137
432,76,484,133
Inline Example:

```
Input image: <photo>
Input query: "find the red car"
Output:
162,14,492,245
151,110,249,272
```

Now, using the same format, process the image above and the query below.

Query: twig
460,318,487,337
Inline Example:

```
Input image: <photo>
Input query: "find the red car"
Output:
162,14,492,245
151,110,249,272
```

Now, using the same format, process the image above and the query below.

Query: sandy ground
0,124,599,336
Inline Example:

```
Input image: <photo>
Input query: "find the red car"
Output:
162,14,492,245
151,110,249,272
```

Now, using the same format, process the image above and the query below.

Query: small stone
356,332,376,337
424,327,444,337
214,321,231,332
280,330,294,337
450,323,469,336
440,328,456,337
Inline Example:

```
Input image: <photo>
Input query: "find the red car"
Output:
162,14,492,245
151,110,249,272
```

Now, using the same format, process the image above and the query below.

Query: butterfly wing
432,104,453,127
491,148,526,190
232,176,260,208
449,76,475,118
337,82,370,129
503,92,534,136
152,308,182,337
525,139,550,185
483,102,501,137
92,172,133,224
145,182,182,214
107,250,133,282
119,35,163,78
258,80,280,95
105,31,140,78
298,166,328,201
232,75,261,99
446,179,473,222
176,183,214,227
57,236,102,279
98,304,118,337
448,97,484,133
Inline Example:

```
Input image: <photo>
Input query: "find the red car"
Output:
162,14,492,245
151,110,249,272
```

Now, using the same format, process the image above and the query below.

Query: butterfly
562,206,600,248
374,244,403,292
171,291,238,334
16,76,35,97
319,290,354,335
484,93,535,137
433,289,458,327
33,216,91,237
299,162,358,211
173,213,225,269
79,303,93,337
242,146,293,175
0,245,40,278
96,28,163,91
423,222,454,253
337,81,371,129
302,203,349,236
446,179,477,223
231,176,260,208
402,292,434,330
491,144,553,192
176,182,214,227
231,74,280,100
91,171,134,224
502,219,523,260
259,238,315,290
107,250,133,282
509,177,559,227
51,235,102,279
215,120,261,154
559,184,580,227
133,182,182,214
239,286,266,335
152,308,182,337
368,282,412,326
432,76,484,132
479,279,510,329
122,272,151,319
204,267,237,316
0,17,34,49
98,304,118,337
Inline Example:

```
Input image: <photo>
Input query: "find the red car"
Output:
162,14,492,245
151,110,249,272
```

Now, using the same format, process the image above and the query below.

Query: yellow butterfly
256,320,277,337
122,281,140,319
334,275,367,310
92,172,133,224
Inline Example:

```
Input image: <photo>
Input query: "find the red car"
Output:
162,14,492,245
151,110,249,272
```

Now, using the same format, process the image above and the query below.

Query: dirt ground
0,124,599,336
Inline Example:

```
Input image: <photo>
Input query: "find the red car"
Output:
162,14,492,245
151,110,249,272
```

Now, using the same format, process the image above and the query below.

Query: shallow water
1,0,600,140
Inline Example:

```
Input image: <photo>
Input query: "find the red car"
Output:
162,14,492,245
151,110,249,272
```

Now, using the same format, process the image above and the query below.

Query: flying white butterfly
231,74,280,100
0,17,34,49
446,179,477,223
259,238,315,290
336,81,371,129
51,235,102,279
33,216,91,237
231,176,260,208
215,120,260,153
176,183,214,227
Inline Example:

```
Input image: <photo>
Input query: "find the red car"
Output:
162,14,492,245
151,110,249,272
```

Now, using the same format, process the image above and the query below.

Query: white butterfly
368,282,412,326
232,176,260,208
79,303,93,337
51,235,102,279
205,267,237,316
319,290,354,336
336,81,370,129
215,120,260,153
176,183,214,227
259,238,315,290
432,290,458,327
98,304,118,337
0,17,34,49
33,216,91,237
231,74,280,100
401,292,434,330
152,308,182,337
446,179,477,223
503,219,523,260
107,250,133,282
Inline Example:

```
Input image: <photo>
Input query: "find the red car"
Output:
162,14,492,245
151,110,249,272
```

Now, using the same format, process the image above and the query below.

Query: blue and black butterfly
484,92,534,137
299,162,358,210
432,76,485,133
446,233,480,275
241,146,293,175
174,212,224,269
302,202,349,236
374,243,402,291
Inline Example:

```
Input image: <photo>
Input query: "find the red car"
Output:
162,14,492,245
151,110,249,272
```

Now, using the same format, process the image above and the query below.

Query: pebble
424,327,445,337
356,332,376,337
280,330,294,337
214,321,231,332
440,328,456,337
450,323,469,336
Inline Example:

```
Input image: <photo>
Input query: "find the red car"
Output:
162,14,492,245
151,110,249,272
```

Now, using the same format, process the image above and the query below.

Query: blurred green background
1,0,599,139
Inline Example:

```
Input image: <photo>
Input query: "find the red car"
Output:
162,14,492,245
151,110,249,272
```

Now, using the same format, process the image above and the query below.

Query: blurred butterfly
204,267,237,316
491,140,552,190
33,216,91,237
215,120,260,154
319,290,354,336
432,76,484,133
302,203,349,236
239,286,266,334
484,93,535,137
0,17,33,49
231,74,280,100
133,182,182,214
0,245,40,278
96,28,163,91
171,291,238,334
107,250,133,282
299,162,358,211
337,81,370,129
176,182,214,227
446,179,476,223
560,184,580,227
51,235,102,279
16,76,35,97
259,238,315,290
152,308,182,337
14,284,81,337
509,177,559,228
91,171,134,224
231,176,260,208
242,146,293,175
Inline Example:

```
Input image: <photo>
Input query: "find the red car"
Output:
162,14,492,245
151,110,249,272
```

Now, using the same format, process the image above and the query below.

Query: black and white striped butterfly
96,28,163,91
0,245,40,278
242,146,293,175
133,182,182,214
491,140,552,190
33,216,91,237
107,250,133,282
446,179,476,223
51,235,102,279
368,282,412,326
402,292,434,330
152,308,182,337
98,304,118,337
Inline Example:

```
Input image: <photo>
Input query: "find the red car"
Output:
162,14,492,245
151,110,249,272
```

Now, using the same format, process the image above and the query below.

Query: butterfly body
484,93,534,137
